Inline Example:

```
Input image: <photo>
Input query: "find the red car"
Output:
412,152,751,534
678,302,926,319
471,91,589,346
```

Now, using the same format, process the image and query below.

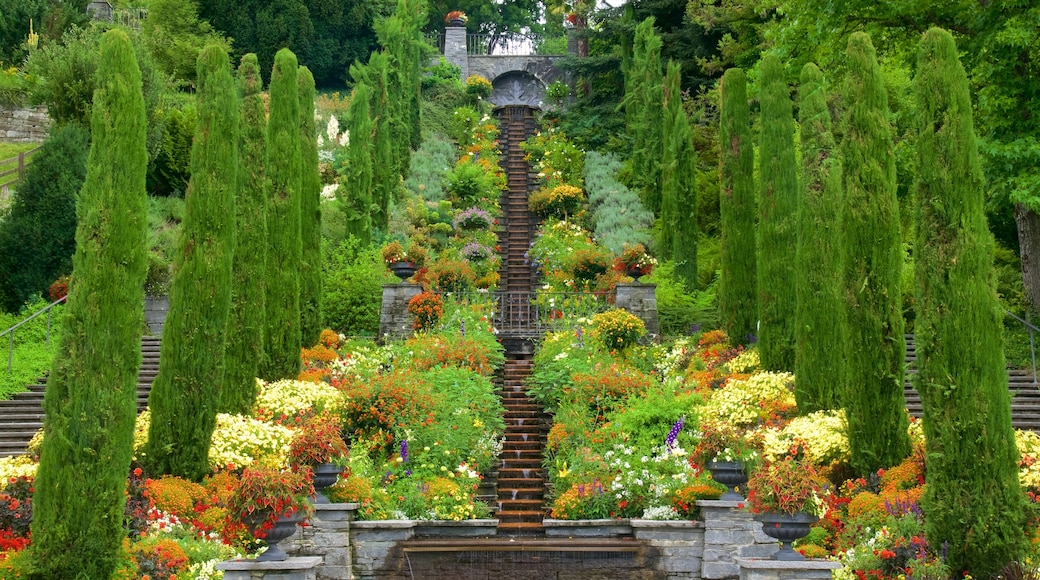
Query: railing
465,33,568,56
2,296,66,373
0,145,42,199
444,291,611,336
1006,310,1040,384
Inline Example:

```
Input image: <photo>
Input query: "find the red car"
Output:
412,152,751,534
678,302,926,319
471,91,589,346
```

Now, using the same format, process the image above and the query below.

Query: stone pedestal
377,284,422,342
444,25,468,81
350,520,417,580
697,500,777,579
736,558,840,580
287,503,358,580
631,519,705,579
217,556,323,580
614,283,660,339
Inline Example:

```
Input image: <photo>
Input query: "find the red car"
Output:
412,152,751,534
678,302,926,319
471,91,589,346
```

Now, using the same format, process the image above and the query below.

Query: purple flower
666,416,685,450
460,319,466,336
400,440,409,463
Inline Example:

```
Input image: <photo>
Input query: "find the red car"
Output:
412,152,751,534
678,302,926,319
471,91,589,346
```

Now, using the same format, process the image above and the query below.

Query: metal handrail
2,295,66,373
1005,310,1040,384
442,291,611,336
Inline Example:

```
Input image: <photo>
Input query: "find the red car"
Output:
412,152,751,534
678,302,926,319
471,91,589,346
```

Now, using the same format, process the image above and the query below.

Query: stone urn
248,512,302,562
311,462,342,504
753,511,819,561
389,261,416,282
705,460,747,501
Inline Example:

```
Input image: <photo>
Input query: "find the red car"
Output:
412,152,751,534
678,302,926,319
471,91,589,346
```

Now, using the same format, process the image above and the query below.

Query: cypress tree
625,17,663,214
913,27,1026,574
718,68,757,346
298,66,322,347
30,29,148,578
794,63,845,412
145,44,238,479
351,52,394,231
757,54,798,371
220,53,267,415
260,48,302,381
342,82,374,246
659,59,698,286
840,32,911,474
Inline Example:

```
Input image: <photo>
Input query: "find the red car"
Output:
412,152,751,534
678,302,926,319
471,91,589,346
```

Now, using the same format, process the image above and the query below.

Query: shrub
339,371,437,455
322,238,388,336
253,378,343,424
528,184,584,219
144,476,206,521
590,309,646,351
408,291,444,332
427,259,476,292
584,152,653,253
569,247,611,284
465,74,492,99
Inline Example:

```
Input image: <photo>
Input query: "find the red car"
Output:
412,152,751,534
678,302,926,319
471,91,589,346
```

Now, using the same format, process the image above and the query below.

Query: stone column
444,26,468,81
697,500,777,579
216,557,323,580
614,283,660,339
377,283,422,342
288,503,358,580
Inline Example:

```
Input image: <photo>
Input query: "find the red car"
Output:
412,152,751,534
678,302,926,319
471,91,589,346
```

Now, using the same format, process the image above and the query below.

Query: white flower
340,129,350,147
326,115,340,142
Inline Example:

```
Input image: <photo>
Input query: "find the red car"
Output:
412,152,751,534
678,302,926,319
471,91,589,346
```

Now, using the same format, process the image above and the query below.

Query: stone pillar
216,557,322,580
697,500,777,579
444,26,468,82
630,519,705,580
350,520,416,579
566,28,578,56
615,283,660,339
378,284,422,342
736,558,840,580
288,503,358,580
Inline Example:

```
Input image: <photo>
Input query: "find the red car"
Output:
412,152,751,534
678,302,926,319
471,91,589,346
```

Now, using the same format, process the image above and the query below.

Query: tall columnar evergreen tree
342,81,374,246
145,45,238,480
840,32,911,475
261,48,303,381
220,53,268,415
376,0,426,175
718,68,757,346
624,17,664,214
658,59,698,287
30,29,148,579
351,52,394,231
756,53,798,371
794,63,845,413
913,27,1026,575
298,66,322,347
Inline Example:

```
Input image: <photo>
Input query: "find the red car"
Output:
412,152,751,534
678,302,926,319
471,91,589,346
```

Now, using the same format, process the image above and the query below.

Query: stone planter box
414,519,498,538
542,518,633,538
631,520,705,579
736,557,840,580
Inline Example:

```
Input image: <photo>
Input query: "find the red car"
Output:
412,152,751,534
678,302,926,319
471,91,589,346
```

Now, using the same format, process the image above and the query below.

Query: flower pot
705,460,747,501
624,267,646,283
753,511,819,561
251,512,302,562
389,261,416,282
448,18,465,26
312,462,342,504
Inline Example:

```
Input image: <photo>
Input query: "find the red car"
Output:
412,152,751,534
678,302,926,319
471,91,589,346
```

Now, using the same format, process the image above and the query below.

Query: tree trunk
1015,202,1040,315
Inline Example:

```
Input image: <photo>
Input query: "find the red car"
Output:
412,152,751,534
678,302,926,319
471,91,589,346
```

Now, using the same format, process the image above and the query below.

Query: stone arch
489,70,546,108
466,55,568,108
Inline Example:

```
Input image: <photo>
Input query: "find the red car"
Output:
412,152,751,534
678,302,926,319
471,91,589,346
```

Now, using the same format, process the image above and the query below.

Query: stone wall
377,284,422,342
615,283,661,339
697,500,778,579
0,106,50,142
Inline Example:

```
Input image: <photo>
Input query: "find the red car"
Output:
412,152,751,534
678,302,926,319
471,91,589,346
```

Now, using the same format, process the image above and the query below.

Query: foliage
147,97,195,197
746,457,824,516
717,68,757,347
840,33,911,476
692,420,757,465
756,54,797,372
0,298,64,401
658,59,698,288
528,184,585,220
912,28,1026,575
142,0,231,86
590,309,646,352
0,122,87,312
224,467,314,539
700,371,796,428
464,74,491,99
221,53,268,415
261,48,303,381
287,413,348,468
30,29,149,580
405,134,455,202
426,259,476,293
407,291,444,332
523,126,584,189
623,17,664,214
794,62,845,413
146,45,239,481
322,238,388,336
613,243,657,275
298,66,324,347
761,410,849,467
584,151,653,253
253,378,343,425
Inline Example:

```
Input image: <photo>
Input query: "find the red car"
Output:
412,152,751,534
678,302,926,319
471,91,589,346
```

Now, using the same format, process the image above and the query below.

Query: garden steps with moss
0,335,160,457
495,354,551,535
904,334,1040,429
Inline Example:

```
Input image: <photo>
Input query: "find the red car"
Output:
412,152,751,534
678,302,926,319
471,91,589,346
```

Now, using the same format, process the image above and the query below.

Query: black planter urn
312,462,343,504
389,261,416,282
705,460,747,501
754,511,819,561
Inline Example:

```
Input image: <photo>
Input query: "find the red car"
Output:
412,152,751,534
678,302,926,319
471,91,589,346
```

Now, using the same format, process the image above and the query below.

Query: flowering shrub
761,409,849,466
613,243,657,275
521,126,584,187
453,207,494,230
0,457,36,482
701,372,796,427
426,259,476,292
445,10,468,23
224,467,314,540
339,371,437,454
569,247,611,284
128,536,189,580
408,291,444,332
528,184,584,219
208,413,294,469
590,309,646,351
564,362,655,417
465,74,492,99
144,476,206,521
253,379,343,424
47,275,70,302
692,420,758,465
671,483,724,518
402,334,501,375
460,241,494,262
0,476,33,539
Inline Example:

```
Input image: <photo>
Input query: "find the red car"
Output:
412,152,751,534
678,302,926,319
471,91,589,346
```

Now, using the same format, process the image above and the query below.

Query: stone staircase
494,354,549,535
496,105,538,295
0,336,160,457
904,334,1040,430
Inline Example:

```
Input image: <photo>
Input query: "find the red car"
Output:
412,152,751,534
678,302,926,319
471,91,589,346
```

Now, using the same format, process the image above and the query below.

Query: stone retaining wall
0,106,50,142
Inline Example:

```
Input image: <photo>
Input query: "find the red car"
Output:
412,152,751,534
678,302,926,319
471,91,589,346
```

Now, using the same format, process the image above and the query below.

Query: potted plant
745,456,824,561
288,413,349,503
382,240,425,281
693,422,759,501
445,10,468,26
613,243,658,282
225,466,315,561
